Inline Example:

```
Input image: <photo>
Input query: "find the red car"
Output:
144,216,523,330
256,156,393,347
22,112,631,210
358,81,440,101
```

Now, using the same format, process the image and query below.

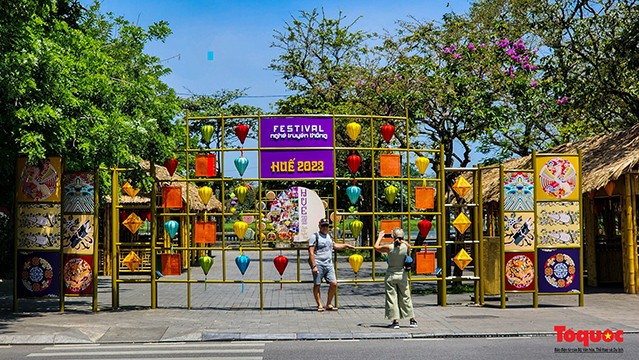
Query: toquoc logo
554,326,624,347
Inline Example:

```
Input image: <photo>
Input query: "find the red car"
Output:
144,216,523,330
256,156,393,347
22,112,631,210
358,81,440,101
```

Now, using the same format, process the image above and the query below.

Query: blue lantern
164,220,179,238
234,156,249,177
346,185,361,205
235,253,251,293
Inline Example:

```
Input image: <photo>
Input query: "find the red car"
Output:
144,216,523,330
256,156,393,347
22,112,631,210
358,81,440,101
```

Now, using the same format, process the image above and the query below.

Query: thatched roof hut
139,160,223,212
105,161,223,212
469,123,639,202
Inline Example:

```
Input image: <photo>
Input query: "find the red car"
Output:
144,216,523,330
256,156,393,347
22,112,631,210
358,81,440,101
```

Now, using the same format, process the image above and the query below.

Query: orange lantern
379,153,401,177
194,221,216,244
195,154,217,177
162,186,182,209
415,186,435,210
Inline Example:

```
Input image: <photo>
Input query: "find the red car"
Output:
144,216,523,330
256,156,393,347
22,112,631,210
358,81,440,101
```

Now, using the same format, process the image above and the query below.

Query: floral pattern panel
535,156,580,201
536,201,580,247
17,251,61,298
537,248,580,293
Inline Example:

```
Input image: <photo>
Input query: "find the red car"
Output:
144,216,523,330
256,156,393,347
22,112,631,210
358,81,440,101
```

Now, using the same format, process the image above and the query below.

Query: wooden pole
583,195,598,287
622,175,637,293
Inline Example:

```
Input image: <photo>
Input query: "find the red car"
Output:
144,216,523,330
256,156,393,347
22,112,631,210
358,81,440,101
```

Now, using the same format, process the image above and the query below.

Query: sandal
326,306,338,311
317,307,325,312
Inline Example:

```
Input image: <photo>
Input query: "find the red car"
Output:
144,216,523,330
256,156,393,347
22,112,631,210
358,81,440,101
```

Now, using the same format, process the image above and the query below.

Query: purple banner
260,117,334,148
260,150,335,179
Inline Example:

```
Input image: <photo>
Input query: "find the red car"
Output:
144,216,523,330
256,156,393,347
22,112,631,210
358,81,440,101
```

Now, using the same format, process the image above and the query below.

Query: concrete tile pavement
2,252,639,344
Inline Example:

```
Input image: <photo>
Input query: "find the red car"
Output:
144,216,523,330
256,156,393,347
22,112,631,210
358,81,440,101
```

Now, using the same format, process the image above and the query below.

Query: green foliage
0,0,181,205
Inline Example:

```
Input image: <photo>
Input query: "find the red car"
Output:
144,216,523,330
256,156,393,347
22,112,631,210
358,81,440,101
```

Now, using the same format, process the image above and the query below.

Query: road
0,335,637,359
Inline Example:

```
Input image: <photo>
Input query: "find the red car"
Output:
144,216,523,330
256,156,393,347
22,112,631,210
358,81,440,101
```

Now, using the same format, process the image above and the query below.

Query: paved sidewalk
2,252,639,344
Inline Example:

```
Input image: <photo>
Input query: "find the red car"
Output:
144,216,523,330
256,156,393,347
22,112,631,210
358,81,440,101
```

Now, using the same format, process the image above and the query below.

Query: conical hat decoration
122,213,144,234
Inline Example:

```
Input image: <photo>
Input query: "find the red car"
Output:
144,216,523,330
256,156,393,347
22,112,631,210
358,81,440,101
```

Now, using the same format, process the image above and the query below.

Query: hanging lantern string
240,148,244,157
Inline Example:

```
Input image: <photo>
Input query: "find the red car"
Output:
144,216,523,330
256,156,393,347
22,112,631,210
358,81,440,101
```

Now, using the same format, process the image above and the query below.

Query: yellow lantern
235,185,248,204
233,220,249,239
349,219,363,239
348,254,363,274
346,121,361,141
198,186,212,206
415,157,430,175
384,185,398,204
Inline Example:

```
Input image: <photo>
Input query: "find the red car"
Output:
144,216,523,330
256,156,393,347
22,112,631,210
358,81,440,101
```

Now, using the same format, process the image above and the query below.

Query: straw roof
468,123,639,203
106,161,223,211
139,160,223,212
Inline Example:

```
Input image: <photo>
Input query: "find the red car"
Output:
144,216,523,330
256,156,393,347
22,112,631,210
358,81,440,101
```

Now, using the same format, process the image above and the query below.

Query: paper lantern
384,185,398,204
235,253,251,293
235,124,249,144
244,227,255,240
198,186,213,206
162,186,182,209
380,123,395,143
164,158,178,177
235,185,248,204
122,213,144,234
346,153,361,174
197,255,213,290
453,248,472,270
348,254,363,274
194,221,216,244
379,154,400,177
195,154,216,177
274,255,288,289
201,124,214,144
233,220,249,239
164,220,179,238
122,181,140,198
415,251,435,274
452,176,472,197
605,181,616,196
415,186,435,210
122,251,142,272
346,121,362,141
346,185,361,205
234,156,249,177
418,219,432,237
415,157,430,175
349,219,363,239
452,213,471,234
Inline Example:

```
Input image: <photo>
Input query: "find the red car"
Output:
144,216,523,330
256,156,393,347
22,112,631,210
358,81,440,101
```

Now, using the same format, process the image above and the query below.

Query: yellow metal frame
108,113,452,309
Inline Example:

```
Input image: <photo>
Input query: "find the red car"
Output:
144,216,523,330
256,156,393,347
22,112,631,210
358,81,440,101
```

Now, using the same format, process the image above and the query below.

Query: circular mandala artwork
21,256,54,292
20,159,59,201
505,255,534,289
539,158,577,199
64,258,93,293
544,253,576,288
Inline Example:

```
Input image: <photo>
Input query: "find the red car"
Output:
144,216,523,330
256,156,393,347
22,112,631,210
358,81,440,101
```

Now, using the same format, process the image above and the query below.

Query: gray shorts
313,263,336,285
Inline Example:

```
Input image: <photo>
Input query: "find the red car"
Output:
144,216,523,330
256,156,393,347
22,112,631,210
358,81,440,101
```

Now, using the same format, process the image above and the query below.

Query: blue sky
91,1,472,110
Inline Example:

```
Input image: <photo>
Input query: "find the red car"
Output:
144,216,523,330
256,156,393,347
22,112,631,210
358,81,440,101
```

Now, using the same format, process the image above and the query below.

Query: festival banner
259,117,335,179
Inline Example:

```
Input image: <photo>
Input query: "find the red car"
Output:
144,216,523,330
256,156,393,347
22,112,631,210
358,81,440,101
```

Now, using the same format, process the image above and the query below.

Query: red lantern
119,210,128,222
418,219,432,237
380,123,395,143
346,153,361,174
235,124,249,144
274,255,289,290
164,158,178,176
